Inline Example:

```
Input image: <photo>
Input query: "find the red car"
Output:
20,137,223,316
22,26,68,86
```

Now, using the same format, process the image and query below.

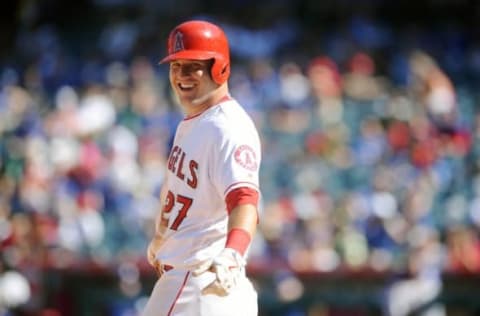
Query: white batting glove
192,248,246,296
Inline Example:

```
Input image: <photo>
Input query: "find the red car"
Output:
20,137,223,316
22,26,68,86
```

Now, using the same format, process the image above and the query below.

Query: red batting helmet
160,20,230,85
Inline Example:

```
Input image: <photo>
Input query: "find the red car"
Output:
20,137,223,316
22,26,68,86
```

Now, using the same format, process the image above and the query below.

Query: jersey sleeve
210,126,261,199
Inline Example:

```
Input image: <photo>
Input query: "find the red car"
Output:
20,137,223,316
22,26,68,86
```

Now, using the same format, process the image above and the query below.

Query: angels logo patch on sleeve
234,145,258,171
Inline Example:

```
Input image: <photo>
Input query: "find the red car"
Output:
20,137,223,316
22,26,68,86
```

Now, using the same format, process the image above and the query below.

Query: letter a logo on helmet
173,32,184,53
160,20,230,85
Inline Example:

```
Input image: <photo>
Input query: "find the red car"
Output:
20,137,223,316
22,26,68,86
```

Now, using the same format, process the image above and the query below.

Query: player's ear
207,59,216,81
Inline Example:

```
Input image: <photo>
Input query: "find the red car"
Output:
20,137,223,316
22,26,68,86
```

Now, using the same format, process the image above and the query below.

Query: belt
163,264,174,271
155,264,174,278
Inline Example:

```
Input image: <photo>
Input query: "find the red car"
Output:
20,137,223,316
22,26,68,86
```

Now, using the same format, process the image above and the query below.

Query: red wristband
225,228,251,256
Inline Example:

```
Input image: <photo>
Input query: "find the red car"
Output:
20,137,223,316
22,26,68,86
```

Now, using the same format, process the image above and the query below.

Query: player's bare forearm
192,203,258,296
154,184,169,236
147,184,169,276
228,203,258,239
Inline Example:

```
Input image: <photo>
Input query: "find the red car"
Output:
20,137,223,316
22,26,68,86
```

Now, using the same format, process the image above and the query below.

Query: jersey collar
183,94,233,121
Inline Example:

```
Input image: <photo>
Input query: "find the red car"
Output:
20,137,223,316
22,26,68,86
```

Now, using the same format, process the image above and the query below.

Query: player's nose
176,64,192,77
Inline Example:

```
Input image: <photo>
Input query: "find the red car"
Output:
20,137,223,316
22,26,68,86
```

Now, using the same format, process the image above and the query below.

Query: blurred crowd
1,1,480,315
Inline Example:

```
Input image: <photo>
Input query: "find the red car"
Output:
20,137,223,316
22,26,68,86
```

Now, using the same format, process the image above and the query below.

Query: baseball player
141,20,261,316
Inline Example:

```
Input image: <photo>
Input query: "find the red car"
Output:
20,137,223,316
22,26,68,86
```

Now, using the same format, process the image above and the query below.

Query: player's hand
147,235,164,277
192,248,246,296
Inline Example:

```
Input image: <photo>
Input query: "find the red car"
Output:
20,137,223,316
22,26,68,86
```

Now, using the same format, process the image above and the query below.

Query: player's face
169,59,219,113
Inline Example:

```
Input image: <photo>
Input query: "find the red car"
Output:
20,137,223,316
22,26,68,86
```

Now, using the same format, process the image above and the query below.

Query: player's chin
176,93,196,105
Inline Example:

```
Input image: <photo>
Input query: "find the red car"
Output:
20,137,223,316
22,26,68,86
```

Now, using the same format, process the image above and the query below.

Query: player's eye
191,62,204,70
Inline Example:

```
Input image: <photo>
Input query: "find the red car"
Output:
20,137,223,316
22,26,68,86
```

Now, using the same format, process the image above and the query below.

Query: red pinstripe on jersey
223,182,259,197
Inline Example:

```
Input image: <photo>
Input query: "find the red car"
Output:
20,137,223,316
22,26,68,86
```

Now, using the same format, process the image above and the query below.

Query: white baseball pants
141,267,258,316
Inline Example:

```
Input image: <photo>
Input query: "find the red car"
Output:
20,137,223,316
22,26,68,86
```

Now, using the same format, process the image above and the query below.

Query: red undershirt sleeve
225,187,259,214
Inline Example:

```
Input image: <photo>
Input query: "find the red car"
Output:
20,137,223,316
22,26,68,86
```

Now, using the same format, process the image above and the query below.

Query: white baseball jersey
141,96,261,316
157,95,261,268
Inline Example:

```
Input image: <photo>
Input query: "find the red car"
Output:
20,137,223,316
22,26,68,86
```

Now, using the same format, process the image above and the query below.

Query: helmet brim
159,50,217,64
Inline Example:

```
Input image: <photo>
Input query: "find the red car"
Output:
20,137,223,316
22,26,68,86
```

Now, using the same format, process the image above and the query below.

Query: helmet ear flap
211,57,230,85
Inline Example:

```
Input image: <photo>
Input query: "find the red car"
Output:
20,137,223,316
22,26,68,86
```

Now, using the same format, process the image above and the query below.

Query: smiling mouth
178,83,195,91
